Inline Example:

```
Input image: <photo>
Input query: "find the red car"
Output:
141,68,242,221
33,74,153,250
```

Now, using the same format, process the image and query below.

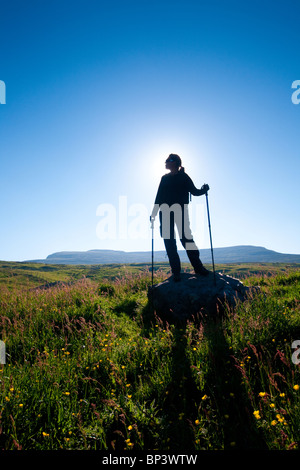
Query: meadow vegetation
0,261,299,450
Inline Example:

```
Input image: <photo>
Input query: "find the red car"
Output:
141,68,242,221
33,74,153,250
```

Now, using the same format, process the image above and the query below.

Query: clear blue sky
1,0,300,261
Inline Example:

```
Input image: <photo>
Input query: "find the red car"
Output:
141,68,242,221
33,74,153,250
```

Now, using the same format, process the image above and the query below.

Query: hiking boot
195,266,210,277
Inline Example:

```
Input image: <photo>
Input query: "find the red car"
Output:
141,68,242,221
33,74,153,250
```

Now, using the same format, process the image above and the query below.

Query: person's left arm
186,174,209,196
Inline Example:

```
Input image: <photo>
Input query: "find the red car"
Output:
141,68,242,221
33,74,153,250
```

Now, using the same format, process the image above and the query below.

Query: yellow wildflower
293,384,299,391
276,414,284,423
259,392,266,397
253,410,261,419
271,420,277,426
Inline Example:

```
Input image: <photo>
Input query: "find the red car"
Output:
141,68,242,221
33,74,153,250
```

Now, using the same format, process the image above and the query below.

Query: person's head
165,154,185,173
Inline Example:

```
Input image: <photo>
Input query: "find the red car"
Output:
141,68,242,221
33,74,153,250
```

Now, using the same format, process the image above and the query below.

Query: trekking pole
149,217,155,315
205,191,216,286
151,217,154,289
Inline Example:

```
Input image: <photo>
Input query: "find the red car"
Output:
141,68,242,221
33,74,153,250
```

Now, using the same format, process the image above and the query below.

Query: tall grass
0,266,299,450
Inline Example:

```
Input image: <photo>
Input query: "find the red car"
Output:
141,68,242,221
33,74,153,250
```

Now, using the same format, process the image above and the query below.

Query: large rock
148,271,258,322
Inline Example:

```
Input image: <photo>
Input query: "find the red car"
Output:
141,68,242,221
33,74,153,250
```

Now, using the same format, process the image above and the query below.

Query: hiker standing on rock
150,153,210,282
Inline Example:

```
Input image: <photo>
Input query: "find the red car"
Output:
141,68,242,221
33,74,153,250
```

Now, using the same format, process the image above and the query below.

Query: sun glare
152,156,167,182
152,151,198,182
137,139,203,190
148,142,194,182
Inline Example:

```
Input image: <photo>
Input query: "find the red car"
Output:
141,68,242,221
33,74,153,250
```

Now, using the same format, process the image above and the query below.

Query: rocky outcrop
148,271,258,322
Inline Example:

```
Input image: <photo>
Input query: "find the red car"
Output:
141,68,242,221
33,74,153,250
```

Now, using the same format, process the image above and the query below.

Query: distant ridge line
26,245,300,265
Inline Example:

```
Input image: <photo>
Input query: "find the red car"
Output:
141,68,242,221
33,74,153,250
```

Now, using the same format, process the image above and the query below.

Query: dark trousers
159,204,203,275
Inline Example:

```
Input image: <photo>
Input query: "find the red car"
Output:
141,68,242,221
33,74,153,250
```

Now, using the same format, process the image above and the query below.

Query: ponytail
168,154,185,171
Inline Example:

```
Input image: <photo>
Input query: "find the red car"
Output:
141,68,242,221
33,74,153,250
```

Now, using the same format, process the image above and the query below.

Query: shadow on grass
199,319,268,449
141,302,268,450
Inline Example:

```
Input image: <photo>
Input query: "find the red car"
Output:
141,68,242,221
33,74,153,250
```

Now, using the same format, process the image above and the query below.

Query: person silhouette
150,154,210,282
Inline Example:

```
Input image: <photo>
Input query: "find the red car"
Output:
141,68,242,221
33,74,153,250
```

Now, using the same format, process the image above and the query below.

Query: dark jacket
154,171,204,207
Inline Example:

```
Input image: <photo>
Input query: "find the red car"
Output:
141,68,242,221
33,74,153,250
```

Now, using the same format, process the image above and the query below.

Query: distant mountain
28,246,300,265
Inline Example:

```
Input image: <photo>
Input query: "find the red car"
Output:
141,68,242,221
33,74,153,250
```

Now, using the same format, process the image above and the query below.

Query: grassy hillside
1,260,299,289
0,262,299,450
